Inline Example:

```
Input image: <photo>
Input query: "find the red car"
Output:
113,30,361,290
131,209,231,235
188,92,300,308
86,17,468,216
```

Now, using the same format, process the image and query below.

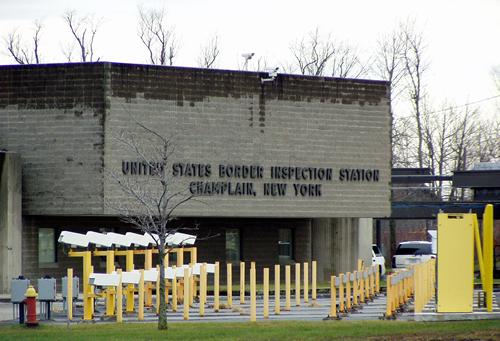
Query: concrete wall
0,152,22,294
311,217,373,282
0,64,106,215
104,63,391,218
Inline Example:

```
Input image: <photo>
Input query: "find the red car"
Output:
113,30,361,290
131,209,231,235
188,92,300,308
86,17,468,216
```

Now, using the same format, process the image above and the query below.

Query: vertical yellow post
359,270,365,304
172,266,178,312
126,250,135,313
295,263,301,306
250,266,256,322
346,272,351,311
138,269,144,321
117,269,123,323
165,252,169,267
83,251,93,321
330,276,337,318
177,248,184,266
483,204,493,312
385,275,392,317
263,268,269,319
338,273,344,313
191,247,197,264
105,250,116,317
200,263,206,317
357,259,364,271
214,262,220,312
156,265,160,314
183,267,190,320
240,261,246,304
474,217,486,287
365,269,370,301
67,268,73,321
189,264,195,306
312,261,317,302
375,265,380,294
145,249,153,307
227,263,233,308
370,267,375,298
353,271,358,306
303,262,309,303
274,265,280,315
285,265,291,311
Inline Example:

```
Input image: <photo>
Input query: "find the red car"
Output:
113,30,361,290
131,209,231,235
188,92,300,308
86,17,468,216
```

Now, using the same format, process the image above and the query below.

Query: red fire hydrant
25,285,39,327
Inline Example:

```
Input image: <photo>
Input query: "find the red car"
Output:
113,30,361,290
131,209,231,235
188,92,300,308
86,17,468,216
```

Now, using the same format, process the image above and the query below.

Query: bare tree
107,121,200,330
197,35,220,68
138,6,178,66
400,19,429,168
4,21,42,64
62,10,102,62
331,42,367,78
290,28,335,76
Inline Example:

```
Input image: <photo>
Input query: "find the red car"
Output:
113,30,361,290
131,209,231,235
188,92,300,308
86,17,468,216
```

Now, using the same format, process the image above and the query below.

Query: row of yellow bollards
329,264,381,318
67,261,319,322
412,259,436,314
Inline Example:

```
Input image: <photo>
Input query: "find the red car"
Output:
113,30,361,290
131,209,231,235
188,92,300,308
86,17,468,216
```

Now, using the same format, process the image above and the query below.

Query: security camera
261,67,279,83
242,53,255,60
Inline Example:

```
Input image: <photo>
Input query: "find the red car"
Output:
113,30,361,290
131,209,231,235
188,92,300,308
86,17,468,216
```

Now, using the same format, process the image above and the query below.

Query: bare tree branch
197,34,220,68
62,10,102,62
4,21,42,64
137,6,178,66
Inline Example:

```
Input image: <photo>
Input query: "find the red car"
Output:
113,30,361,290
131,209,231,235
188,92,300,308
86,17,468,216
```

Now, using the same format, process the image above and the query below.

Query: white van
372,244,386,276
392,241,435,269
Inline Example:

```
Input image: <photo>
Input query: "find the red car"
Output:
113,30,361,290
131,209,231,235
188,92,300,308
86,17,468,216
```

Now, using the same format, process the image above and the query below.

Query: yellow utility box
437,213,474,313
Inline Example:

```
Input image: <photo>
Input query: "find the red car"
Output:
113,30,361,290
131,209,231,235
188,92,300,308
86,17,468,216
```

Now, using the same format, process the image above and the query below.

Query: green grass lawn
1,320,499,340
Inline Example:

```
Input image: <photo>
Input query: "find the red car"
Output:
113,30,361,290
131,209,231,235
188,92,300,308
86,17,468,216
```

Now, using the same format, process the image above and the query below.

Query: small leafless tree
197,35,220,68
62,10,102,62
400,19,429,168
107,121,200,330
4,21,42,64
290,28,335,76
331,42,367,78
138,6,178,66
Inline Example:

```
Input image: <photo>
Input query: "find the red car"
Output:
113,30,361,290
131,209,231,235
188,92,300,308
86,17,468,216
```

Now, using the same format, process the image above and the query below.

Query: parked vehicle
372,244,386,276
392,241,435,269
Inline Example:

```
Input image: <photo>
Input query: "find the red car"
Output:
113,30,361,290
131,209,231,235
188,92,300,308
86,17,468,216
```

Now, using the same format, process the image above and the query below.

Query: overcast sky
1,0,499,118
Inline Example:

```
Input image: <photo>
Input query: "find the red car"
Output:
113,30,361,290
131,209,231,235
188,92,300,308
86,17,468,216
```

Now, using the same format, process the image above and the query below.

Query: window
225,229,240,263
278,228,294,262
39,228,56,264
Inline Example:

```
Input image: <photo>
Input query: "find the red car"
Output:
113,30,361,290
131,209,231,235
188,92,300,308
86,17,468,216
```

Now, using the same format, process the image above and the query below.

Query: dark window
278,228,294,262
39,228,56,264
372,245,382,256
395,243,432,255
225,229,240,263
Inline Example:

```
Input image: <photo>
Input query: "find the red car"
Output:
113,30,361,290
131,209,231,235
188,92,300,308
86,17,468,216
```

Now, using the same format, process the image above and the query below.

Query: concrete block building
0,62,391,293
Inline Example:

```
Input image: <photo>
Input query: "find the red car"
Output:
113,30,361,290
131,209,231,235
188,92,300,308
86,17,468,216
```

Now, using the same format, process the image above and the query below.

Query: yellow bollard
346,272,351,311
250,266,256,322
353,270,358,306
67,268,73,321
385,274,392,318
357,259,364,271
365,269,370,301
263,268,269,319
104,250,116,317
330,276,337,318
172,267,178,312
227,263,233,308
156,265,160,314
285,265,291,311
359,270,365,304
240,261,246,304
125,250,135,313
339,273,345,313
214,262,220,312
117,269,123,323
145,249,153,307
177,248,184,267
295,263,301,306
183,267,190,320
274,265,280,315
312,261,317,302
200,263,206,317
375,264,380,294
303,262,309,303
138,269,144,321
370,267,375,298
82,251,93,320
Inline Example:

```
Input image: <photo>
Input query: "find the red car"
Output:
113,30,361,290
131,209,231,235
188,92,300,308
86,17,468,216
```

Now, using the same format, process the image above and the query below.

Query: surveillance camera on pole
242,53,255,70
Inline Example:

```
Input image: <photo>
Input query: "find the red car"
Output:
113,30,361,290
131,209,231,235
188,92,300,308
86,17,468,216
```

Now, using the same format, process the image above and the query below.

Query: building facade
0,62,391,293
